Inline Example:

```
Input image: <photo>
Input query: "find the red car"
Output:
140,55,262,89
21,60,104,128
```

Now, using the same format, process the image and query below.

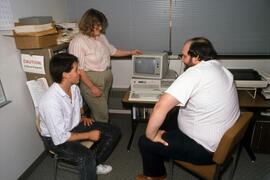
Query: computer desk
122,89,270,161
237,90,270,161
122,89,157,151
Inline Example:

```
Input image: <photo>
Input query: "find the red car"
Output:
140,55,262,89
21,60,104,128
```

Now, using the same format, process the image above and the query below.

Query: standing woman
69,9,142,123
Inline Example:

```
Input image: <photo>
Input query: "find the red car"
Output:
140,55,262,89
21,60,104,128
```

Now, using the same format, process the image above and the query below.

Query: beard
183,57,196,71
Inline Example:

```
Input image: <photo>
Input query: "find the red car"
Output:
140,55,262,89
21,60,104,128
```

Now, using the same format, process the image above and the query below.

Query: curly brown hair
79,8,108,36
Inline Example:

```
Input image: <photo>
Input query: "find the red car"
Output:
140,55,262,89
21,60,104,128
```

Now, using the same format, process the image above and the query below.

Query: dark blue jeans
42,122,121,180
138,130,213,177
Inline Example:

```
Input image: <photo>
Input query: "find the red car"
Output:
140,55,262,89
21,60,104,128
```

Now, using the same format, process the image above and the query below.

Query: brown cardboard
14,28,57,36
14,33,58,49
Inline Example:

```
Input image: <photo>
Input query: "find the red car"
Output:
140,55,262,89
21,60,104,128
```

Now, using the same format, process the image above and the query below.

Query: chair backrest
213,112,253,164
35,110,42,134
26,78,48,135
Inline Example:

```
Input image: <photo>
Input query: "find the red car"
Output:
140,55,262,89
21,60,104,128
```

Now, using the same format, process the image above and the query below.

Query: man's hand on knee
87,130,101,141
153,130,168,146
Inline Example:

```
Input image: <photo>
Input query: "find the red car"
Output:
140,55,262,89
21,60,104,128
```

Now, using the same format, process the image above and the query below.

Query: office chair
170,111,253,180
35,112,93,180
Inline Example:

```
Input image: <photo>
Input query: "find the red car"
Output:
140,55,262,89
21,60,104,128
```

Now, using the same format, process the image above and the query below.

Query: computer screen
132,53,169,79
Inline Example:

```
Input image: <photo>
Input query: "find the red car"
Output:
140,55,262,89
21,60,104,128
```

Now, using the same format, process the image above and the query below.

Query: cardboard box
14,33,58,49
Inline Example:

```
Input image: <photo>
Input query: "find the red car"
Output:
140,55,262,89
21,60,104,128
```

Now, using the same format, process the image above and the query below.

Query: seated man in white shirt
136,37,240,180
38,53,121,180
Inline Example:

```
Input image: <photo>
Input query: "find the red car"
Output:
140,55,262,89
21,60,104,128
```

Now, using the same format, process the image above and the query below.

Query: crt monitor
132,52,169,79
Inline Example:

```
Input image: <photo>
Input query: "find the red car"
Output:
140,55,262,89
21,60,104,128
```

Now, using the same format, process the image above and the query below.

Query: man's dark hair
79,8,108,36
187,37,218,61
49,53,78,83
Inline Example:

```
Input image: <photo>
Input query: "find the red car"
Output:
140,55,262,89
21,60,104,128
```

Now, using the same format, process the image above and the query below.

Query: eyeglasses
93,24,102,29
178,54,183,59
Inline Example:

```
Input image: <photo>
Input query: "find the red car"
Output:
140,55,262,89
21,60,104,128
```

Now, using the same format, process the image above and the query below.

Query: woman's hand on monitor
131,49,143,55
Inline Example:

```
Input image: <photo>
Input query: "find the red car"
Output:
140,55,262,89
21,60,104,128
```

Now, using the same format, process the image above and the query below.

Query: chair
170,111,253,180
35,112,93,180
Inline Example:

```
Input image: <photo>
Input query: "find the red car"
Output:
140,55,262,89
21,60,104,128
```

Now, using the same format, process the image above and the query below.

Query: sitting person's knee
138,135,149,149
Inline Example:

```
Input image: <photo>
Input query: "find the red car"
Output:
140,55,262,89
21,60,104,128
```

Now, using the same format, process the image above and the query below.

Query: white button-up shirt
69,33,117,72
38,83,83,145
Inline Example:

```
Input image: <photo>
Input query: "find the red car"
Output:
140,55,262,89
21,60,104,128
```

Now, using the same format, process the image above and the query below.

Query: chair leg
169,159,175,180
54,156,58,180
213,167,220,180
230,144,242,180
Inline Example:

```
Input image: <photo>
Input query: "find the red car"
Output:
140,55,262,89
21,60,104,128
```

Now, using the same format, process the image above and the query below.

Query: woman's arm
112,49,143,57
80,70,102,97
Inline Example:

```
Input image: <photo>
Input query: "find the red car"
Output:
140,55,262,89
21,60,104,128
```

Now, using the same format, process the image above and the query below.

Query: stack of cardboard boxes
13,16,58,49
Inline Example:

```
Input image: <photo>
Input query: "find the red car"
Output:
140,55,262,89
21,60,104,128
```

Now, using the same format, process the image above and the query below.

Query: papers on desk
259,71,270,83
261,111,270,116
14,23,54,34
262,87,270,99
260,71,270,99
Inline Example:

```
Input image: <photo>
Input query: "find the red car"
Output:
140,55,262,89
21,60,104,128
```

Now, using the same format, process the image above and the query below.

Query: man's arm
80,108,95,126
71,108,98,141
68,130,100,142
146,93,179,144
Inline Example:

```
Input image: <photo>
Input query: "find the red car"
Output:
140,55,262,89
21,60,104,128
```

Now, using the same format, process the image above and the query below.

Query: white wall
0,33,43,180
0,0,68,179
111,59,270,88
10,0,68,23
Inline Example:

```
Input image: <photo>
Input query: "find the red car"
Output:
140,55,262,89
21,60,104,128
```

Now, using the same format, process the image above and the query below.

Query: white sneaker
96,164,112,175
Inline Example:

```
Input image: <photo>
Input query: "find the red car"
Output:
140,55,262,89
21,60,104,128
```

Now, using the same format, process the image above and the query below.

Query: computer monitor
132,52,169,79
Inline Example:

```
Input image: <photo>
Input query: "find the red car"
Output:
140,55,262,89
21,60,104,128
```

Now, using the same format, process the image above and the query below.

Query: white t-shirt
38,83,83,145
165,60,240,152
69,33,117,72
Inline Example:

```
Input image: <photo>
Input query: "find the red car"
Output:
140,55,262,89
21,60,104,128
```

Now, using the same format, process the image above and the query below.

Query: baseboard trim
17,150,47,180
109,109,131,114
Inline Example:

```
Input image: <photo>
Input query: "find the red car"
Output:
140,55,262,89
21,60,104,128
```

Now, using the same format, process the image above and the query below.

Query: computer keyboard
132,84,160,91
129,91,161,102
